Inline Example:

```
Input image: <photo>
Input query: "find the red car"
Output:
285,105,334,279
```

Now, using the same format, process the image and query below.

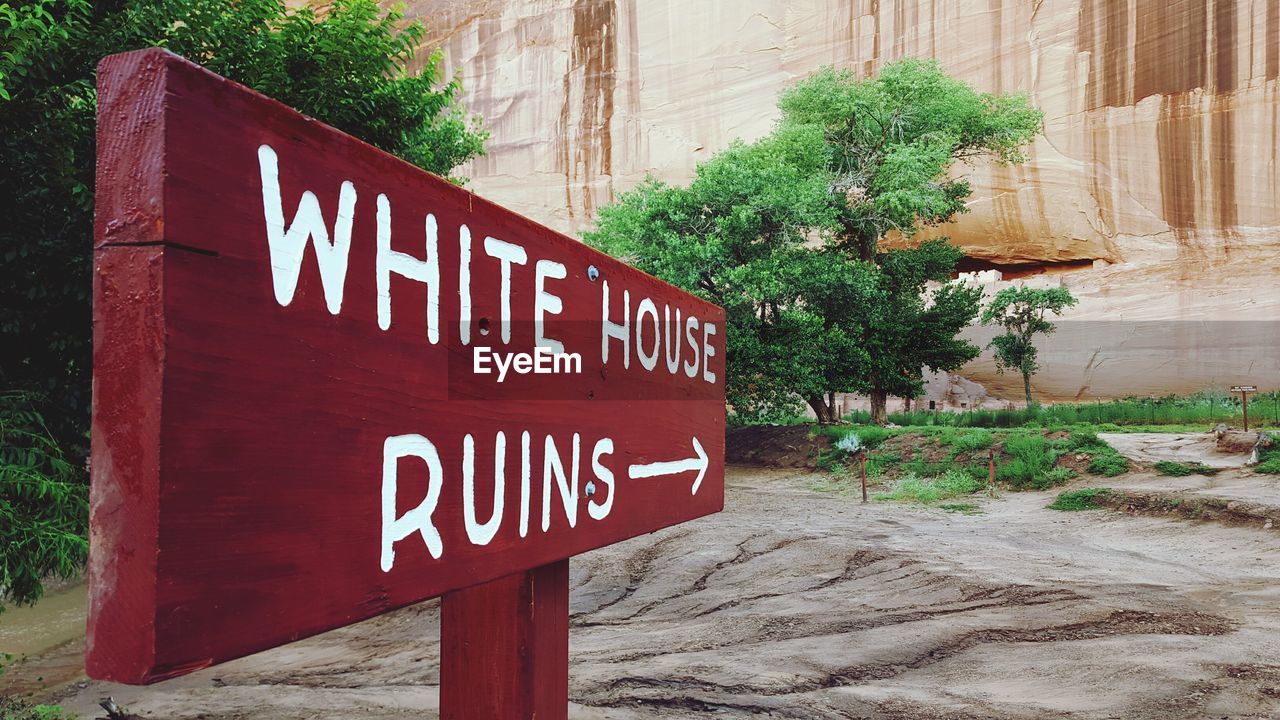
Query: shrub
1,394,88,612
1048,487,1114,511
1256,458,1280,474
1087,452,1129,477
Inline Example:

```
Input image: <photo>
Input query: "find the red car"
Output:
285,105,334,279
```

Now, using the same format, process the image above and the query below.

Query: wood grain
90,48,724,685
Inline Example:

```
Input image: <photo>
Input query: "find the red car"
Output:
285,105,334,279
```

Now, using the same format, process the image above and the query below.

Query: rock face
391,0,1280,399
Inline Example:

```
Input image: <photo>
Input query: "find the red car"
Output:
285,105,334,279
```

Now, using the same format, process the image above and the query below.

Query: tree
981,286,1078,405
589,59,1042,424
587,127,877,423
0,0,486,610
776,59,1043,422
0,0,488,458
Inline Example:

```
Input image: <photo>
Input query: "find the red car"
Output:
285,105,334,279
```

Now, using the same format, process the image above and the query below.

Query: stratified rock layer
393,0,1280,399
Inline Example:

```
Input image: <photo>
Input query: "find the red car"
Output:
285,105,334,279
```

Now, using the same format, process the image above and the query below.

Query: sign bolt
584,481,597,498
587,265,600,281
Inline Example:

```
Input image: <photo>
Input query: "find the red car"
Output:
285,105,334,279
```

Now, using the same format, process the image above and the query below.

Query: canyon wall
390,0,1280,400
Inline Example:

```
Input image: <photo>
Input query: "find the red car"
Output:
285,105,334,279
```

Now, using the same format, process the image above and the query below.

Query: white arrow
627,437,708,495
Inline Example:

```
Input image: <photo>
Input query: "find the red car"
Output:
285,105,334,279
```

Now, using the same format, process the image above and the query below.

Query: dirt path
11,466,1280,719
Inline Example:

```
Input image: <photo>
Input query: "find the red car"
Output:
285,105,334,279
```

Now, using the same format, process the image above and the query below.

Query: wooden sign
89,47,724,700
1231,386,1258,393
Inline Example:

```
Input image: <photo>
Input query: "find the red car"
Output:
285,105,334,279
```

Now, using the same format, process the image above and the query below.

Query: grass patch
1153,460,1222,476
875,469,982,505
1048,487,1114,511
938,502,982,515
1255,434,1280,474
946,429,993,456
995,434,1069,489
0,697,72,720
1087,452,1129,477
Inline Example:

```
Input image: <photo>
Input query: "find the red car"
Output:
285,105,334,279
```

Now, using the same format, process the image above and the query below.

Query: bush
1,0,488,457
1,394,88,611
1048,487,1113,511
1087,452,1129,477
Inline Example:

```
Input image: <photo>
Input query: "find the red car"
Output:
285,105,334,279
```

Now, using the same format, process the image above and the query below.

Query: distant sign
89,49,724,685
1231,386,1258,393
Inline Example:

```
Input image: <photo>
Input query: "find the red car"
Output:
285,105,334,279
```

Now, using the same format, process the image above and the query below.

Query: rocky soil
5,459,1278,719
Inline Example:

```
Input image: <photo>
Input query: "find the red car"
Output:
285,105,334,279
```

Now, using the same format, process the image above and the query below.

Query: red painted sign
89,49,724,685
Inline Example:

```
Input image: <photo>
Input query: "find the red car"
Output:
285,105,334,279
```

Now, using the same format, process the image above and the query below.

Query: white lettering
702,322,718,384
535,260,566,353
541,433,580,531
376,199,440,342
257,144,355,314
380,434,444,571
683,315,701,378
663,305,682,374
588,438,615,521
462,432,504,546
636,297,660,371
458,225,472,345
483,237,527,344
601,280,630,368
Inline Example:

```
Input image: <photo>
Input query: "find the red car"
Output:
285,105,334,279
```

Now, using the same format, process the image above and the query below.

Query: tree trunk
1022,371,1033,406
807,395,832,424
827,392,837,421
870,389,888,425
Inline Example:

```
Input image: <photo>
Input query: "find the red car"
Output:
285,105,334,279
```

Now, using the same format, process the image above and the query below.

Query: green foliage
777,60,1043,258
0,0,487,454
588,58,1041,422
1255,435,1280,474
1255,458,1280,474
1087,452,1129,477
0,395,88,612
851,425,893,450
1069,429,1103,450
1153,460,1221,476
1048,487,1113,511
875,469,981,505
2,0,484,613
946,429,993,455
995,433,1065,489
981,286,1078,404
0,696,72,720
843,391,1280,430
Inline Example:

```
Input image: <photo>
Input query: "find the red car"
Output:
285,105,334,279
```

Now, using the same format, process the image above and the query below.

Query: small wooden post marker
1232,386,1257,432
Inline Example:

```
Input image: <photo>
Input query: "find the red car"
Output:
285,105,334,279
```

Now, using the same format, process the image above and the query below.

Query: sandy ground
1099,432,1255,468
5,463,1280,720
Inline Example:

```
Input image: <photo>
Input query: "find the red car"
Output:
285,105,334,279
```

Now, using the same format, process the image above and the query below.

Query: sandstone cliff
391,0,1280,400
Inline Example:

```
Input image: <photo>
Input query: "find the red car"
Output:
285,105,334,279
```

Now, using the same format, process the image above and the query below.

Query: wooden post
441,560,570,720
859,452,868,504
1243,390,1250,432
988,449,996,491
